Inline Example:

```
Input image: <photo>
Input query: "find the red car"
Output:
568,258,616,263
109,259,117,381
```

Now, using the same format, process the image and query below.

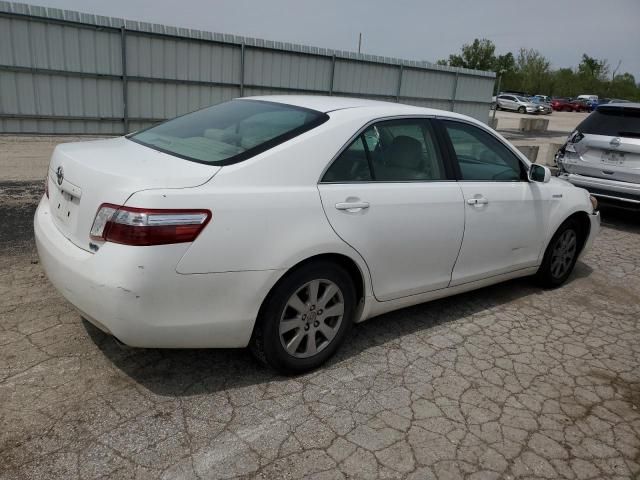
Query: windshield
516,96,530,103
130,99,328,165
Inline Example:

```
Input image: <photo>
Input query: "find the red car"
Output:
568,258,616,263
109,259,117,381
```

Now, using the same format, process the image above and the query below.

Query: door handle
335,201,370,212
467,197,488,205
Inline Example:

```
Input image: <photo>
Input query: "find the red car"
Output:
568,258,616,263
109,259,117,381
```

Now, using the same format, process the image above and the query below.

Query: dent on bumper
34,197,282,348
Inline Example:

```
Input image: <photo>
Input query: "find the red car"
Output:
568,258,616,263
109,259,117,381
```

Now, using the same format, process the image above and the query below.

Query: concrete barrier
516,145,540,163
538,143,562,167
519,118,549,132
488,118,499,130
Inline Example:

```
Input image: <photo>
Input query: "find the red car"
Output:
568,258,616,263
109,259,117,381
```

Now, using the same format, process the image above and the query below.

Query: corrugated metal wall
0,1,495,134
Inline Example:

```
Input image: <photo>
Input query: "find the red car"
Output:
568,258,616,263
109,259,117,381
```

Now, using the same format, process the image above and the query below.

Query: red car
551,98,589,112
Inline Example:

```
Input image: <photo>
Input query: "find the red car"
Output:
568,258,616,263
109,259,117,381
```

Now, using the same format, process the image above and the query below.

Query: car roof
240,95,435,114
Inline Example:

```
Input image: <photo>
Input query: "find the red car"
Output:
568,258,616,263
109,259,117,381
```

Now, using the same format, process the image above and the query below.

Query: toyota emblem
609,137,621,148
55,166,64,186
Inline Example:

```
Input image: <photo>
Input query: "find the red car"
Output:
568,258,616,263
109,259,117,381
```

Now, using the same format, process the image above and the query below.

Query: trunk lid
46,137,219,251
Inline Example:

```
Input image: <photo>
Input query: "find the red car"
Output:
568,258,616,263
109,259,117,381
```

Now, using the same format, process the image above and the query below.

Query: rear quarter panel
124,110,376,293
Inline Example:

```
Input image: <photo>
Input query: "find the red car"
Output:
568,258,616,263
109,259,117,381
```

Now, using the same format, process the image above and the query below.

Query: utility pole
358,33,362,54
491,70,506,124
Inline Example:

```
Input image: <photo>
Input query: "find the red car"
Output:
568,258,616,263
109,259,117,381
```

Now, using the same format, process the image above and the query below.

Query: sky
27,0,640,79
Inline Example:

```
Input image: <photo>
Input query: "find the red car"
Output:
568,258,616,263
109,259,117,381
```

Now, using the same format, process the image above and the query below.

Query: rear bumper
34,196,282,348
558,173,640,205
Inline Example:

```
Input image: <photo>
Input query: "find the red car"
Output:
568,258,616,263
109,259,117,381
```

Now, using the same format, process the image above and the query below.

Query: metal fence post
120,26,129,134
396,65,403,102
239,42,245,97
329,55,336,95
450,72,459,112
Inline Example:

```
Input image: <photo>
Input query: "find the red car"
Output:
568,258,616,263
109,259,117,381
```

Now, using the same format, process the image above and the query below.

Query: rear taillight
90,204,211,246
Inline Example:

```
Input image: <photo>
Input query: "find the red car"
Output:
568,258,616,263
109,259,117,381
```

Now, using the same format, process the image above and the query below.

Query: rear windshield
129,99,328,165
577,106,640,138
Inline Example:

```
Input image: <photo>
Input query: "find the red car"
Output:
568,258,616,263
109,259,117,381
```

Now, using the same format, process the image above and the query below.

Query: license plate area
601,150,625,165
52,188,80,226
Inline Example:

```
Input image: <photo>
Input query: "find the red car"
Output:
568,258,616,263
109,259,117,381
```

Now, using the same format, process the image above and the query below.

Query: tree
578,54,609,81
550,68,577,97
440,38,497,71
494,52,516,74
515,48,551,94
610,73,638,99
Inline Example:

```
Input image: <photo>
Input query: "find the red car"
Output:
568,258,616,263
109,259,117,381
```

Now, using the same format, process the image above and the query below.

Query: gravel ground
1,138,640,480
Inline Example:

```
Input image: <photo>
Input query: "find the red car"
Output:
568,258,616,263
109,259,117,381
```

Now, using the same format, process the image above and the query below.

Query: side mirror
529,164,551,183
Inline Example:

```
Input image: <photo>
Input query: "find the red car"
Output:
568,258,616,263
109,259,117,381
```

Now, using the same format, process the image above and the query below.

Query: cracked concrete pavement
1,141,640,478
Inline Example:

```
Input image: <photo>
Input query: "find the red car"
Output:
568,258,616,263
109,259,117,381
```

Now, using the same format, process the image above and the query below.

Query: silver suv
496,94,544,114
556,103,640,208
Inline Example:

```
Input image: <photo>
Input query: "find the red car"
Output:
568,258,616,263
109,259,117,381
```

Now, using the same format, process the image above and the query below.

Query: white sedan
35,96,600,373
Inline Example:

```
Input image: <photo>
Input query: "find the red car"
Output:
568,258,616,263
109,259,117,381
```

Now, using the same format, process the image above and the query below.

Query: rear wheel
535,219,581,288
250,261,356,374
518,106,526,114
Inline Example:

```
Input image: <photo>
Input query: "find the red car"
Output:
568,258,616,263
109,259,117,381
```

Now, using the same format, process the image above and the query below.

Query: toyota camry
35,96,600,373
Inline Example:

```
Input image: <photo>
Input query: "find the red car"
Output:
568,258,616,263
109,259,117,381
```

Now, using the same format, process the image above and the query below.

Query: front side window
443,120,526,181
322,119,447,182
130,99,328,165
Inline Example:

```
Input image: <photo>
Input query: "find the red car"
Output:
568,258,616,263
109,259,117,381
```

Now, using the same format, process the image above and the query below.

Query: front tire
250,261,356,374
535,219,581,288
518,106,526,114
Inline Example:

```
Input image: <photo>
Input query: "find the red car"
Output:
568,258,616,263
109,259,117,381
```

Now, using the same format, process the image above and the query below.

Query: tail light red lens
90,204,211,246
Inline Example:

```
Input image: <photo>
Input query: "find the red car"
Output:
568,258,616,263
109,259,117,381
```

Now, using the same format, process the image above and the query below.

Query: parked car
529,97,553,114
578,94,599,103
557,102,640,209
587,98,608,111
496,94,545,114
551,98,589,112
533,95,551,104
35,96,600,373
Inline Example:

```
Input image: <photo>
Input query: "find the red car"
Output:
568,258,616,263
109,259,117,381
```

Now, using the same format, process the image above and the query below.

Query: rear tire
535,219,581,288
250,261,356,374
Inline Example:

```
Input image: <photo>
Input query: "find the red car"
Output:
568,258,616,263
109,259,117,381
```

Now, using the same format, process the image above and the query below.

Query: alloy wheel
550,229,577,279
279,279,345,358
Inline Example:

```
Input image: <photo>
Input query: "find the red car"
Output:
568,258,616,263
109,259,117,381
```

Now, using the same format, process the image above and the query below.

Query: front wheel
535,219,581,288
250,261,356,374
518,106,526,114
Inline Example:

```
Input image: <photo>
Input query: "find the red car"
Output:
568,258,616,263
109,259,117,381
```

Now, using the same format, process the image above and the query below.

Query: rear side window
577,107,640,138
130,99,328,165
322,119,447,182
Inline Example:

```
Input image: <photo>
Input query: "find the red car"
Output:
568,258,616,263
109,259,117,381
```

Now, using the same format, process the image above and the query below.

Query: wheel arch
565,211,591,254
253,252,368,335
545,210,591,257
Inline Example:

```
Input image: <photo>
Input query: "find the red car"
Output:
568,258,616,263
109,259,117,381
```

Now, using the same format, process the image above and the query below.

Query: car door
503,96,517,111
318,118,465,301
438,119,551,286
